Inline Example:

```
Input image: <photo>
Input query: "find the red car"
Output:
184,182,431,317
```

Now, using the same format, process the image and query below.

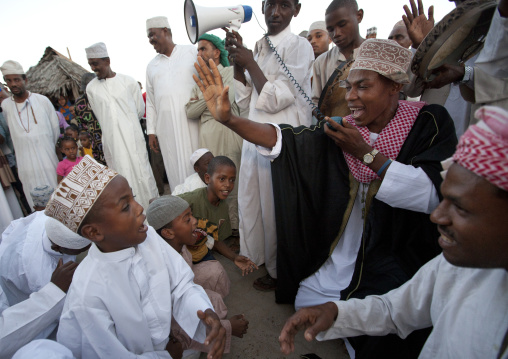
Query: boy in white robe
224,0,314,290
279,106,508,359
85,42,158,211
172,148,212,196
0,210,87,342
47,156,226,359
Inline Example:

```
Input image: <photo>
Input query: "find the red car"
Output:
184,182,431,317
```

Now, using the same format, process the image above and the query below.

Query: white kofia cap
0,60,25,76
146,16,170,34
190,148,211,166
309,21,327,32
85,42,109,59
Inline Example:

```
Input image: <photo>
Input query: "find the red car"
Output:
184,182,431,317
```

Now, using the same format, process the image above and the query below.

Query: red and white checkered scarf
453,106,508,191
343,100,425,183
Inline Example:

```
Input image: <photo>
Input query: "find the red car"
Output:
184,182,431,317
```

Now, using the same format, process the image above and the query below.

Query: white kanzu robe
234,26,314,277
146,45,199,191
87,74,158,210
57,227,213,359
317,254,508,359
0,211,75,341
1,93,59,209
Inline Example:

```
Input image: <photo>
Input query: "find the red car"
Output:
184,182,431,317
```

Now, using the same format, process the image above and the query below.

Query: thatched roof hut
26,47,89,102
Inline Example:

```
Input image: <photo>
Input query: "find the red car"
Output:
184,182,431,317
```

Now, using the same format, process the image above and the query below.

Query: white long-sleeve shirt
317,254,508,359
57,227,213,359
0,283,65,359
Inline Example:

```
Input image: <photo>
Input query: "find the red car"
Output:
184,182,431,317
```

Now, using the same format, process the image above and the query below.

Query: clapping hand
402,0,435,48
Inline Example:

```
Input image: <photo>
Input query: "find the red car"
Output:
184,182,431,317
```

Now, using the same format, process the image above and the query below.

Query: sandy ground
202,247,350,359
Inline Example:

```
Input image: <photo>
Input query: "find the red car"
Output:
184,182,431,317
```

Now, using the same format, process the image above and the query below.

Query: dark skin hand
426,63,465,89
324,117,391,177
198,308,227,359
402,0,434,48
50,258,79,293
212,240,258,276
148,134,160,153
224,29,268,95
279,302,338,355
192,57,277,148
165,333,183,359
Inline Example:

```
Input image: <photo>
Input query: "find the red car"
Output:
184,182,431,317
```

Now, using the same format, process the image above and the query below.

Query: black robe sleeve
271,104,458,304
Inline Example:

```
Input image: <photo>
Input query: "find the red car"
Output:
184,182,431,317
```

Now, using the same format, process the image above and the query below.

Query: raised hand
279,302,338,355
233,255,259,276
402,0,435,48
51,258,79,293
193,57,232,124
197,309,227,359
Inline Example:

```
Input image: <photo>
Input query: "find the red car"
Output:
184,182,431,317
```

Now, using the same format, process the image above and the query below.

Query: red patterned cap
453,106,508,191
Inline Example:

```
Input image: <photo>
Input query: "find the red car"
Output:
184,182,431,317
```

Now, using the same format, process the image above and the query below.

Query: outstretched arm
192,57,277,148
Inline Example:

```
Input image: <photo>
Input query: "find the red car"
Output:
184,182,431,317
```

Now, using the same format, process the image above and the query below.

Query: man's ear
204,173,211,185
391,81,404,95
357,9,364,24
161,227,175,240
294,3,301,17
214,49,221,61
80,223,104,244
261,1,265,15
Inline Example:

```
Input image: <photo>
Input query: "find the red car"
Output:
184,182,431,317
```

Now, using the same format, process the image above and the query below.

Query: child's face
80,135,91,148
65,129,78,139
58,96,66,106
205,165,236,201
61,140,78,160
167,207,198,246
194,152,214,183
325,6,363,48
82,176,148,252
69,106,76,116
262,0,301,36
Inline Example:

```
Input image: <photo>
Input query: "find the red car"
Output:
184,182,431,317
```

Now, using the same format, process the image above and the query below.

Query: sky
0,0,456,90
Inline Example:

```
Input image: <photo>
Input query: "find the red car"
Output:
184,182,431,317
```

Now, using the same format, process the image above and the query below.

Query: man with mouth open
193,38,457,357
279,105,508,359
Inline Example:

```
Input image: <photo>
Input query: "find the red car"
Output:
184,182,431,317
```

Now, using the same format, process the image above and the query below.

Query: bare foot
230,314,249,338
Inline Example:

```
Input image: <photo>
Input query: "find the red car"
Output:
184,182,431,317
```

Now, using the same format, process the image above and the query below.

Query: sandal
253,274,277,291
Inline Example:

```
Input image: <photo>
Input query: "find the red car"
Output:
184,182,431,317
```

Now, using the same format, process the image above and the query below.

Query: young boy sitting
46,156,226,358
178,156,258,275
172,148,214,196
147,195,249,355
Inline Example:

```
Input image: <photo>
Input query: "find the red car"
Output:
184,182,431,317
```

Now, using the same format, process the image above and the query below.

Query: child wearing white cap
172,148,214,195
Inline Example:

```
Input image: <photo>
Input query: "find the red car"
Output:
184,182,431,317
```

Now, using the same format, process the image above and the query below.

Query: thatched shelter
26,47,89,103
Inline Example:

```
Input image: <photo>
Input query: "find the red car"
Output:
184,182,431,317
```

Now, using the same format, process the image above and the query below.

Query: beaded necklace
15,93,37,133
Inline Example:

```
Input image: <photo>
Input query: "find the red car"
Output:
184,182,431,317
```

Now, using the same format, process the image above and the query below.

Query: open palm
193,57,232,124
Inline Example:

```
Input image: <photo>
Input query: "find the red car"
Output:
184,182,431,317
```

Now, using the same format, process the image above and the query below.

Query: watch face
363,153,374,164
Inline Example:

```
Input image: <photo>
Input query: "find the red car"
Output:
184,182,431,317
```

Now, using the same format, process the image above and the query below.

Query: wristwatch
363,149,379,165
457,66,473,85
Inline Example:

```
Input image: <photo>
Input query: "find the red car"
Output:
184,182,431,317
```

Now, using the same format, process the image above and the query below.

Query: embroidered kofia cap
350,39,413,84
146,16,170,35
0,60,25,76
85,42,109,59
45,155,118,233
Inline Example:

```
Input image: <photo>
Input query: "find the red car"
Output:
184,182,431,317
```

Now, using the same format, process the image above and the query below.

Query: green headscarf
198,33,230,68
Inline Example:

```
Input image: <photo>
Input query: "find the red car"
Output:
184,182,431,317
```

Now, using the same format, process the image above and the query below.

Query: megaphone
184,0,253,44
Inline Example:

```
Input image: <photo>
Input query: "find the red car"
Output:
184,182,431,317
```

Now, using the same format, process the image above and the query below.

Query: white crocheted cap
0,60,24,76
190,148,211,166
309,21,327,32
146,16,170,34
85,42,109,59
45,217,90,249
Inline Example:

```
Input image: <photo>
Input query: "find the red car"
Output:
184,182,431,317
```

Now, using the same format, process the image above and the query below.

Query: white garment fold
87,74,158,211
146,46,199,191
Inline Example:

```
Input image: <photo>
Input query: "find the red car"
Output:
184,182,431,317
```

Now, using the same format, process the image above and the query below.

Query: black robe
271,104,457,356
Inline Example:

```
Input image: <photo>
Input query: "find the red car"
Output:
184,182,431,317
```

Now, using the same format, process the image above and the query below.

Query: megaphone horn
184,0,253,44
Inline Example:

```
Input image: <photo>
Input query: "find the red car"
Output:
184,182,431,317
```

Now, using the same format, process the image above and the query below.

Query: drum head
411,0,497,81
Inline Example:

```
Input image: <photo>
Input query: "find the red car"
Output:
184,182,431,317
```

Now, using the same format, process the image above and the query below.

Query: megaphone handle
263,34,324,120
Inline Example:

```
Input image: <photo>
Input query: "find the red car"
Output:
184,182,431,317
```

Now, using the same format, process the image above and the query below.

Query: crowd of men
0,0,506,358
